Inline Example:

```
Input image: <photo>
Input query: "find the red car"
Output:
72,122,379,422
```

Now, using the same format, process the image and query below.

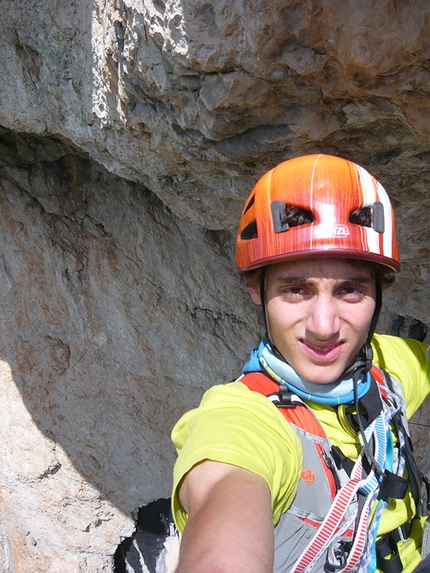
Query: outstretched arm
175,460,274,573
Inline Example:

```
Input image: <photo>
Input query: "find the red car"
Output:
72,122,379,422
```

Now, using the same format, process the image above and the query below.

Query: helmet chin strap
358,279,383,374
353,279,384,475
259,267,269,338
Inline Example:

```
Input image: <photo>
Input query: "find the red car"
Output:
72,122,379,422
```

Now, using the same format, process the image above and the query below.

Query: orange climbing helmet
235,154,400,272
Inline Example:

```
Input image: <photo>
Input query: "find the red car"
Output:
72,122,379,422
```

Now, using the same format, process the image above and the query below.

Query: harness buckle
277,385,295,408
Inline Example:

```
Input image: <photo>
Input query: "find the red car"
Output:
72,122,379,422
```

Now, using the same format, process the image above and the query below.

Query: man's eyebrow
274,276,372,285
340,277,373,285
275,276,313,285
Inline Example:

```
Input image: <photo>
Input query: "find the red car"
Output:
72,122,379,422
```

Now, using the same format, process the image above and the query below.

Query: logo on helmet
333,225,350,237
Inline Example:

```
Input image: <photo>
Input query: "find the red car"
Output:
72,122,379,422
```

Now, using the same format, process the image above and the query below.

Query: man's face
248,258,376,384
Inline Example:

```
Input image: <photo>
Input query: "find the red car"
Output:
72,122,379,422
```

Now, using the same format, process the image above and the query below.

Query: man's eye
342,287,357,294
281,286,307,296
289,287,305,294
340,287,365,299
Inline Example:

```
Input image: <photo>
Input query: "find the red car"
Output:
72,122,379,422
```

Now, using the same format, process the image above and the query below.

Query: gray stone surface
0,129,261,571
0,0,429,570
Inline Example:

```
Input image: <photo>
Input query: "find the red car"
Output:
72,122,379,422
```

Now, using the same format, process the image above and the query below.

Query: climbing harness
240,367,425,573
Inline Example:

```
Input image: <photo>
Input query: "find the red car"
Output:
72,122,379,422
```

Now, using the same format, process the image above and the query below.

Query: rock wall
0,1,429,571
0,129,261,571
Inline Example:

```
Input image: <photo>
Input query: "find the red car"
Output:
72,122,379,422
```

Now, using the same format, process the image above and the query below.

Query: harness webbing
291,455,370,573
240,368,416,573
291,405,395,573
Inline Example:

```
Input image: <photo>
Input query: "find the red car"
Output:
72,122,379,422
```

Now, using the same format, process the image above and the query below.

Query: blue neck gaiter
242,339,371,406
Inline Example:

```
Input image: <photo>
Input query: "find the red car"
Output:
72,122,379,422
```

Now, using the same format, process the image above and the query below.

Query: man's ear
247,283,262,305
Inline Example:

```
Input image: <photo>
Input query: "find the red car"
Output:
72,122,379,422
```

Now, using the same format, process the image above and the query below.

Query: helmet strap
259,267,269,338
359,279,382,374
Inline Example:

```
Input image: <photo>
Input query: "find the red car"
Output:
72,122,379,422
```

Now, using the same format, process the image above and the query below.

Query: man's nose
306,296,341,340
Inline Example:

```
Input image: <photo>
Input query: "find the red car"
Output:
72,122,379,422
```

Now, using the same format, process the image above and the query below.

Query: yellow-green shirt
172,334,430,571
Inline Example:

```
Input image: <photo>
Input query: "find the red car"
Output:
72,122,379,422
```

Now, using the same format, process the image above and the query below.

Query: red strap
240,371,280,394
241,372,338,503
240,373,327,440
370,365,388,400
370,365,383,384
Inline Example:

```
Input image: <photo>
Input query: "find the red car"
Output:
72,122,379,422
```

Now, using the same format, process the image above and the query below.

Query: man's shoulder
372,333,428,364
372,333,430,416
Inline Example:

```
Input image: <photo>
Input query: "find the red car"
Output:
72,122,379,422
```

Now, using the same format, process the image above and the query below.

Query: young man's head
235,154,400,383
247,258,377,383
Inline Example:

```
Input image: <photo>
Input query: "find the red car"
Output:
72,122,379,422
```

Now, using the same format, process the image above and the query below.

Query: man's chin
297,364,349,385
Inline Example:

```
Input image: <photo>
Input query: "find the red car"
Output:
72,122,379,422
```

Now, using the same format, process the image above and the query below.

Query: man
171,154,430,573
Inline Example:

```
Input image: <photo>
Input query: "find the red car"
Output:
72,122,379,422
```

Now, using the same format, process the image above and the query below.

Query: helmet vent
240,221,258,240
243,194,255,215
349,203,385,234
271,202,315,233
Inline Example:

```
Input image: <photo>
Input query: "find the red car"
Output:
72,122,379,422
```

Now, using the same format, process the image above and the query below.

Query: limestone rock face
0,0,429,571
0,129,261,571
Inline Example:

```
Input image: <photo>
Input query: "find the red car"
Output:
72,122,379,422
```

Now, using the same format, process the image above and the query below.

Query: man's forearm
175,463,274,573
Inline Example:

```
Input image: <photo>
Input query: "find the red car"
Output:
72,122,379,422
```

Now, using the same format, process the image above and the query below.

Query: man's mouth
299,339,344,362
